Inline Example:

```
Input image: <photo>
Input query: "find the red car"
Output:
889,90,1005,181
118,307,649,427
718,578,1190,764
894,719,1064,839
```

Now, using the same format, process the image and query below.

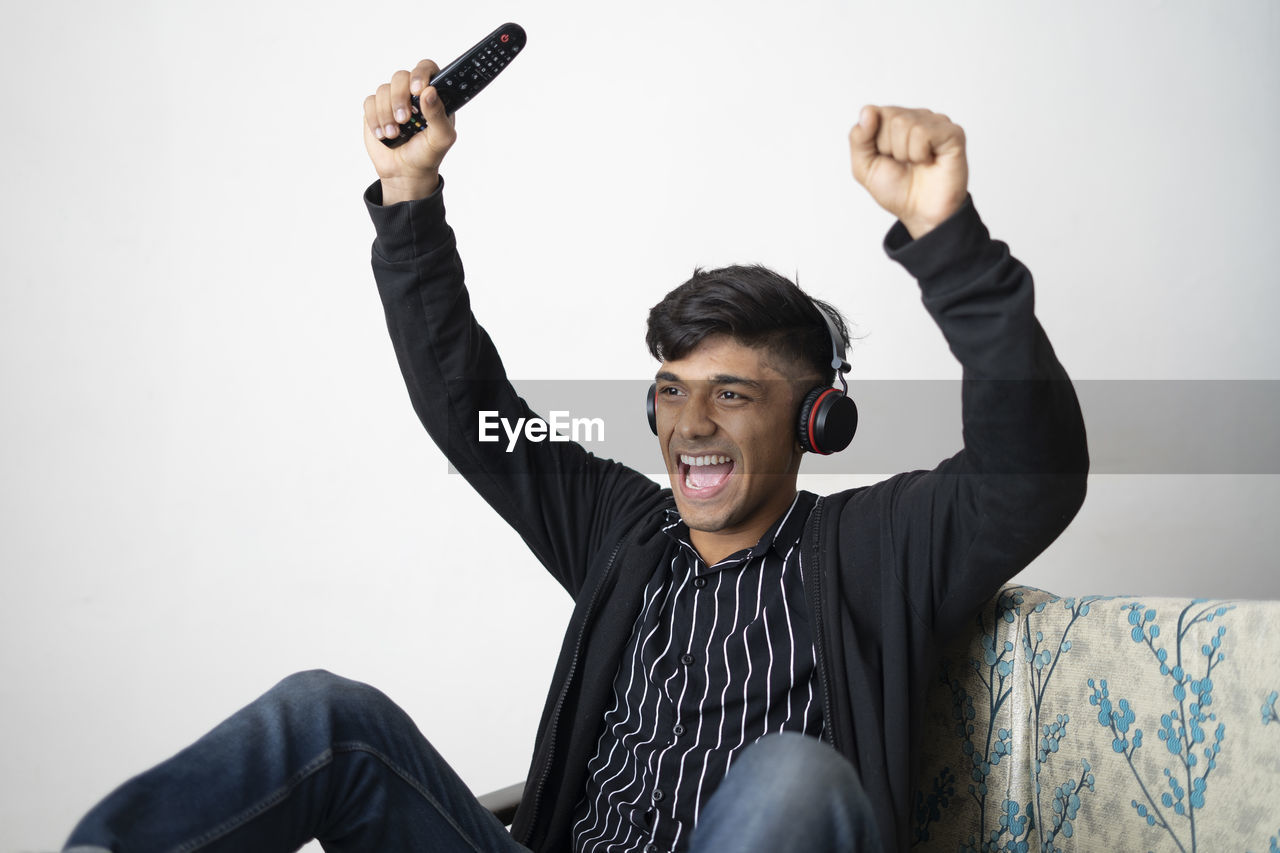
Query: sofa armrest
477,780,525,827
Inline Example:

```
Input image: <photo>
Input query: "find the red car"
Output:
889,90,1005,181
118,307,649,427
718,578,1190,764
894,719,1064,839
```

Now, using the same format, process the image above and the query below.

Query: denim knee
272,669,355,704
265,670,408,739
733,733,854,781
691,733,882,852
731,733,871,815
271,669,386,704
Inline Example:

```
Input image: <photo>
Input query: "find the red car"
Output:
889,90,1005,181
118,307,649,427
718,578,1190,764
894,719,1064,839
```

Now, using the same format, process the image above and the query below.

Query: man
64,55,1087,853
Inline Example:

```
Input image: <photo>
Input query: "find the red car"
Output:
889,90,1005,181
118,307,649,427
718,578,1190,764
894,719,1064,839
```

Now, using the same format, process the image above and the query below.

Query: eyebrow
654,371,767,392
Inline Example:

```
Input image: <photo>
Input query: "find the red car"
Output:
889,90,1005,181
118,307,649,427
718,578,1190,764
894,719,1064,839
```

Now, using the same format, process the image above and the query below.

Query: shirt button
693,577,707,589
645,845,659,853
652,788,665,803
680,653,695,666
673,724,686,736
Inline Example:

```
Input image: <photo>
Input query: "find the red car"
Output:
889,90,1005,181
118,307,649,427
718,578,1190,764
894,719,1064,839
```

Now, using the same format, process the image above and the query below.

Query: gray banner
441,380,1280,476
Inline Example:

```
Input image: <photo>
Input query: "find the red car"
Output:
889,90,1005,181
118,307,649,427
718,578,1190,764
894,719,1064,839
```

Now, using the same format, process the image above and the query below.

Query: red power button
500,33,509,42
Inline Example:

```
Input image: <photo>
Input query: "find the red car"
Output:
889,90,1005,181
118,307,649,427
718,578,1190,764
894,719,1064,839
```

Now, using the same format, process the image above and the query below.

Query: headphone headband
814,302,850,394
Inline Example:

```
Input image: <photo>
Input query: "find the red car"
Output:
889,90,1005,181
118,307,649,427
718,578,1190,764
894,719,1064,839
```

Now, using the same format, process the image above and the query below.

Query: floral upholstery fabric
912,585,1280,852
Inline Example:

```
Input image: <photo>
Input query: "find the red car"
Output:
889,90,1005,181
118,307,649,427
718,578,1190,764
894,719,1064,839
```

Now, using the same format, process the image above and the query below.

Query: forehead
657,335,795,382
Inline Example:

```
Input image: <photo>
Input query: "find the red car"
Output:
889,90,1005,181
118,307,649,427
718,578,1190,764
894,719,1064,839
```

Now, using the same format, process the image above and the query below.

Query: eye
659,384,684,397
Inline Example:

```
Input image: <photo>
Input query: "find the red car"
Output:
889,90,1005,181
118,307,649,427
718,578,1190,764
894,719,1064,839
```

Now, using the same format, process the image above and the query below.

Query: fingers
880,107,940,164
850,106,964,170
389,69,413,128
880,108,925,164
848,105,883,187
364,61,441,142
362,93,382,140
409,59,440,96
415,81,452,132
376,83,396,139
364,82,398,140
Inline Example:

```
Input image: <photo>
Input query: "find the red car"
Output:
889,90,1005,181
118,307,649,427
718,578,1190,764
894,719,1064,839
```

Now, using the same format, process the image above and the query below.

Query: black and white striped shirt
571,491,823,853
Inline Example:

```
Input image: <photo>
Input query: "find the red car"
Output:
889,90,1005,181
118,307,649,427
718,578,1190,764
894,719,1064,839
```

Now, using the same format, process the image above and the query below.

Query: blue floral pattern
911,586,1276,852
1251,693,1280,853
1088,600,1233,852
915,589,1111,851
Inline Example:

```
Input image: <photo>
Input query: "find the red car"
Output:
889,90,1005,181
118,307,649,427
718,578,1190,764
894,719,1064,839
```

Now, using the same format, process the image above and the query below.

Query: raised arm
846,106,1089,637
362,60,662,596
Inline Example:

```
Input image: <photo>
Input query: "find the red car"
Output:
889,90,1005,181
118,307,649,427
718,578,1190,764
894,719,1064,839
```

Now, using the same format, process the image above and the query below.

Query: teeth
680,454,731,466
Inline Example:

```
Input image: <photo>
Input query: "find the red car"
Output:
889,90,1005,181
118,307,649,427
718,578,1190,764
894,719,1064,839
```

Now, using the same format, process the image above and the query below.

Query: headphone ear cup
647,383,658,435
820,393,858,453
797,387,858,455
797,387,825,453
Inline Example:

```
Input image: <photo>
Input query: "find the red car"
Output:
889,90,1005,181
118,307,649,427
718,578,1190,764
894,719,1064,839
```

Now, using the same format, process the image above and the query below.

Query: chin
667,483,739,533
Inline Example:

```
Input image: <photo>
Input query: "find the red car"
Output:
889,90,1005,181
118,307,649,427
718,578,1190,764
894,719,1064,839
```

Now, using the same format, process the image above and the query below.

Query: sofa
911,585,1280,852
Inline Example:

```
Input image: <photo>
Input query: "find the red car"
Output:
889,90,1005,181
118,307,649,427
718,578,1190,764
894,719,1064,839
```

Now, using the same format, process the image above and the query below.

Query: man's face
654,335,811,541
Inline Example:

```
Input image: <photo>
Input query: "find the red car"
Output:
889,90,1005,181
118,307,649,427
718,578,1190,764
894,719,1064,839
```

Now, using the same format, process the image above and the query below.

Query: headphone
646,302,858,455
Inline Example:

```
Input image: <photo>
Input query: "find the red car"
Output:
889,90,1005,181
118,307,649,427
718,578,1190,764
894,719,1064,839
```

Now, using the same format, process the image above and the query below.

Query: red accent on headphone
807,388,839,454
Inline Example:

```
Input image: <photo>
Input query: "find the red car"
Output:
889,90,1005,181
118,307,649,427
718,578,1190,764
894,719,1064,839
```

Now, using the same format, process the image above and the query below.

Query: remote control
381,22,526,148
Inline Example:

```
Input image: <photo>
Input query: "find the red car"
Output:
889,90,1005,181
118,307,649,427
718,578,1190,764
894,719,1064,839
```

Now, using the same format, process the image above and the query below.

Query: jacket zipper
804,497,840,753
520,532,627,843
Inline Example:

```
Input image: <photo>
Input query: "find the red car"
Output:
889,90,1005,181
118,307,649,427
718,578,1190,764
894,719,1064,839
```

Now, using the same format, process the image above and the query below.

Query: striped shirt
571,491,823,853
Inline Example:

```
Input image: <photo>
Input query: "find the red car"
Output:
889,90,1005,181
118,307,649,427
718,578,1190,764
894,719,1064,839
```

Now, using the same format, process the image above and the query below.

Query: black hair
645,264,849,384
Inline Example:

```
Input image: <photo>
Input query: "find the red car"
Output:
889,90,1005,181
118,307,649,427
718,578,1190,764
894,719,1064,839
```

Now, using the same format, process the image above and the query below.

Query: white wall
2,1,1277,849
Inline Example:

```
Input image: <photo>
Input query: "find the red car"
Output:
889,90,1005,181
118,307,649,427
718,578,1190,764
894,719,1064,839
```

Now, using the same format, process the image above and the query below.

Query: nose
677,392,717,440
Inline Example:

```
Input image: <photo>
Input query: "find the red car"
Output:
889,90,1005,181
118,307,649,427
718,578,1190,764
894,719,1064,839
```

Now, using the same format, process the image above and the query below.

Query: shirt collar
662,490,817,569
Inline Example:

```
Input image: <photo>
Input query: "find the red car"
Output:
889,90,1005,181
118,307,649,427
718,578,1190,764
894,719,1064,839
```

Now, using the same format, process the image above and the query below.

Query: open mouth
678,453,735,498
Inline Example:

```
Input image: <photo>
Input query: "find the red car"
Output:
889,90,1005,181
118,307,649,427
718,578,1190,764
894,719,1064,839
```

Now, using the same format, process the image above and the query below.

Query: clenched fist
849,106,968,239
363,59,459,204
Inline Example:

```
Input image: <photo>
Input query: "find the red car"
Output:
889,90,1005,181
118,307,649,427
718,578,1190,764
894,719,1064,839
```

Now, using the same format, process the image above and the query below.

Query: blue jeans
65,670,882,853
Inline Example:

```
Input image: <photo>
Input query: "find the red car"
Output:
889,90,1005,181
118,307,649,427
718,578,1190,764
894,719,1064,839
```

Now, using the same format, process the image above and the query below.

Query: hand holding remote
363,25,526,204
363,59,457,204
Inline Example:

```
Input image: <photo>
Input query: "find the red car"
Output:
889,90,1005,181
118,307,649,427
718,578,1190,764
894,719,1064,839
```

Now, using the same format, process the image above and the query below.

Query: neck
687,490,799,565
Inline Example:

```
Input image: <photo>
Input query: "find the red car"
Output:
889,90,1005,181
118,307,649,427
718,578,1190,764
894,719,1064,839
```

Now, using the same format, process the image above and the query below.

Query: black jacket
365,180,1088,853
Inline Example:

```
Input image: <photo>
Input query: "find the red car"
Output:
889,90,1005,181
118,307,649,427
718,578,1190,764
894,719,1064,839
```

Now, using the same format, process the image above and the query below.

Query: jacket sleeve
869,195,1089,640
365,179,661,596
